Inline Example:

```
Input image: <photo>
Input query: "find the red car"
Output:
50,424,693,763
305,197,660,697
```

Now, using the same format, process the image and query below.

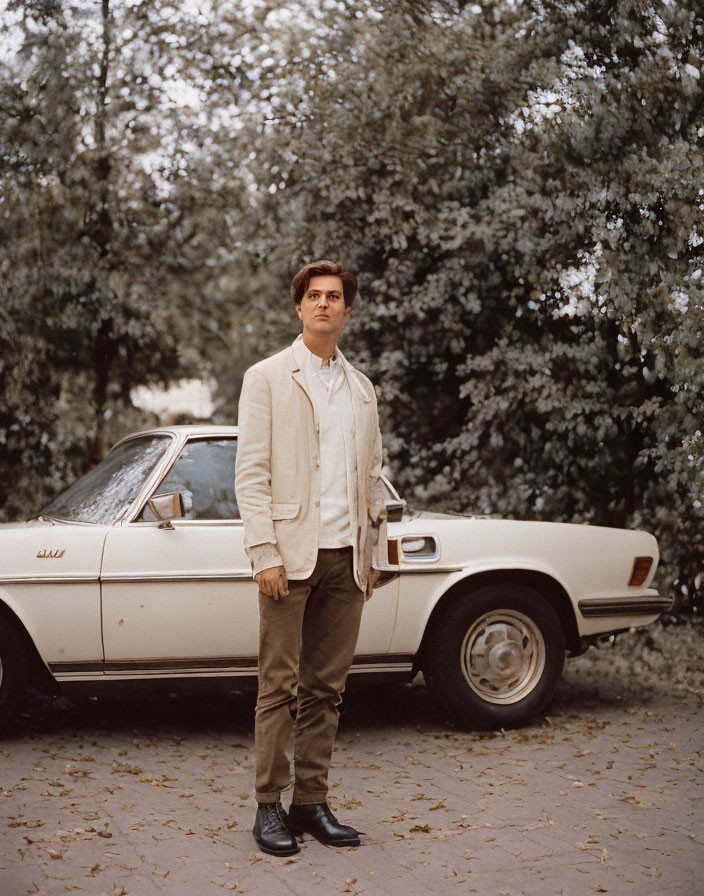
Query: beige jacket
235,336,387,594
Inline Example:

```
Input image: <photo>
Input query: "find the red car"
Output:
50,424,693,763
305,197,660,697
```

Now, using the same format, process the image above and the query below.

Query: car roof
113,424,238,449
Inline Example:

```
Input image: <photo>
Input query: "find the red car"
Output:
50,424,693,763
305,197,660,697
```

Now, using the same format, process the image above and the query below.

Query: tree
2,0,700,611
239,0,703,609
0,0,262,514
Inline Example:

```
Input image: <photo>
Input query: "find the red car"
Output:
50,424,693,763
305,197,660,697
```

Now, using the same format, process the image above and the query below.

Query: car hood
405,507,477,521
0,522,110,579
0,520,52,529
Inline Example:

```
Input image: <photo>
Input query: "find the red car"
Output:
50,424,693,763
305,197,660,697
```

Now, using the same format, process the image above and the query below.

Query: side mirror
385,498,405,523
146,492,185,529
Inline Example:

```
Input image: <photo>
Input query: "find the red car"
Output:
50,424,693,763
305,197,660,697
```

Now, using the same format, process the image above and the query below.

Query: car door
100,437,258,676
100,434,400,676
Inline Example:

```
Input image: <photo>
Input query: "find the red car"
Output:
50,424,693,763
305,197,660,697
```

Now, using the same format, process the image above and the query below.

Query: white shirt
296,334,357,549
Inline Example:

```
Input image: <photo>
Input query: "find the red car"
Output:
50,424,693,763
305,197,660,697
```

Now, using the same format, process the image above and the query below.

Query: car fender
389,559,576,657
0,524,108,669
0,587,54,671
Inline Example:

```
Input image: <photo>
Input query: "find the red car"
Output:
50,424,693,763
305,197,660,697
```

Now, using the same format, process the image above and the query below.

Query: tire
0,617,29,730
426,583,565,730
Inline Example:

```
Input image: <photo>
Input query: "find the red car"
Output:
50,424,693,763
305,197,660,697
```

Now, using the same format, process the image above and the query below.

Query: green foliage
1,0,701,612
241,0,704,610
0,0,255,513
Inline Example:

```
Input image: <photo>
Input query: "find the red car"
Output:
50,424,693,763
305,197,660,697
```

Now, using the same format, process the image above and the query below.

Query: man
235,260,387,856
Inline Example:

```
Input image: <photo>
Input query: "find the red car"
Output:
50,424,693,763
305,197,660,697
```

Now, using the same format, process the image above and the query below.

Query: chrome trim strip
578,595,671,617
51,655,415,681
355,653,415,665
111,429,182,451
49,661,103,673
398,566,463,574
55,669,257,681
54,673,105,681
117,432,183,524
111,425,238,450
88,653,413,671
101,657,258,672
54,663,415,682
127,520,244,528
101,572,252,583
0,575,99,585
0,567,449,585
348,663,413,675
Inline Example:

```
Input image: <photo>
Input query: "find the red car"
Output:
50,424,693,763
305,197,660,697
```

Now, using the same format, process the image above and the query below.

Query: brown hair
290,260,358,308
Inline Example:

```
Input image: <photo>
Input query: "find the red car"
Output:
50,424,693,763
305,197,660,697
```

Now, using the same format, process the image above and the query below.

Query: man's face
296,274,351,341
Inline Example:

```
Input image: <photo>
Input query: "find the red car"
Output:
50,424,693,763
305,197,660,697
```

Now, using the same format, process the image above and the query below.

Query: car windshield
38,435,172,524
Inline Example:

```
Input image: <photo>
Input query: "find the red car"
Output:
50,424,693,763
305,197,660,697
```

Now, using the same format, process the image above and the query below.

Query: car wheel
427,583,565,729
0,618,29,730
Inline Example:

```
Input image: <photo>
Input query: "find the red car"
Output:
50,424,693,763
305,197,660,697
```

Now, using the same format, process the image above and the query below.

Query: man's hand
255,565,289,600
365,567,381,600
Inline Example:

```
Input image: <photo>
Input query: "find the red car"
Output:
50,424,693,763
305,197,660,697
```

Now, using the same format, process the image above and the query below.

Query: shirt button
315,500,320,507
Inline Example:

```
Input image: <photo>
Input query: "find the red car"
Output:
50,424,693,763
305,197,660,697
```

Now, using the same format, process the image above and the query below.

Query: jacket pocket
271,502,300,521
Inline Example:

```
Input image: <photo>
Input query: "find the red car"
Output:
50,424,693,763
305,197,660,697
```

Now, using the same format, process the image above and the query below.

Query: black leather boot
252,802,300,856
286,802,361,847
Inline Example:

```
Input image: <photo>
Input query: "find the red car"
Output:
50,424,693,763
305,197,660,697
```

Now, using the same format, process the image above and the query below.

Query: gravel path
1,623,702,896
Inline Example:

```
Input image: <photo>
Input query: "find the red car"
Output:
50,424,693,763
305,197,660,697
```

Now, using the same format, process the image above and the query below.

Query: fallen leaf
112,762,142,775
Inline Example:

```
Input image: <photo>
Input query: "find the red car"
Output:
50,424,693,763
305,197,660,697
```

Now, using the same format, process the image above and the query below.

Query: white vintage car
0,425,668,731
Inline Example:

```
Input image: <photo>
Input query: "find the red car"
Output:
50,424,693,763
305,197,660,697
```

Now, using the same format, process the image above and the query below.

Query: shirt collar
294,333,339,372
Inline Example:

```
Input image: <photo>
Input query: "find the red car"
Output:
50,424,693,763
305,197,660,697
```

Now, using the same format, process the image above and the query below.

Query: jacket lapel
288,339,316,420
335,344,373,403
336,345,372,483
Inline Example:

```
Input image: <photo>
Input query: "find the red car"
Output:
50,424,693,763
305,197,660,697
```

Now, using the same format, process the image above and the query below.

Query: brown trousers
254,546,365,804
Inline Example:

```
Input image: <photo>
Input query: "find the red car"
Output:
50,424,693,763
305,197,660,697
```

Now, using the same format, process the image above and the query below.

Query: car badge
37,549,65,559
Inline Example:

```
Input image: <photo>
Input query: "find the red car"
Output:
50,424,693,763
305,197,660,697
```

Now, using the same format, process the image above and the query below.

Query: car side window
142,438,239,521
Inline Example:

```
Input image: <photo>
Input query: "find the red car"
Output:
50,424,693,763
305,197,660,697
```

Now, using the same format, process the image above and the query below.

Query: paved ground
1,623,702,896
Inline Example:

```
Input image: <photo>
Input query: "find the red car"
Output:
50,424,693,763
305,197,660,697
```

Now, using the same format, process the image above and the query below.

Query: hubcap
460,609,545,704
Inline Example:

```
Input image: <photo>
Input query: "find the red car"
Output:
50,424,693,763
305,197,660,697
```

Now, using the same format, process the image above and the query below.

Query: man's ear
295,303,303,321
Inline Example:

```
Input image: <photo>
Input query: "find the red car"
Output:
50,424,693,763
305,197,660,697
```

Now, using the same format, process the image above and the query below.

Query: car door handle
401,535,438,560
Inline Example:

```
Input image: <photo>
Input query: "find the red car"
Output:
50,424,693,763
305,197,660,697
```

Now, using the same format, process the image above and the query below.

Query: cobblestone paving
1,627,702,896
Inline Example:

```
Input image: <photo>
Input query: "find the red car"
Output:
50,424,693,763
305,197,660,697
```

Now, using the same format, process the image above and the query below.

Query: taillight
629,556,653,586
